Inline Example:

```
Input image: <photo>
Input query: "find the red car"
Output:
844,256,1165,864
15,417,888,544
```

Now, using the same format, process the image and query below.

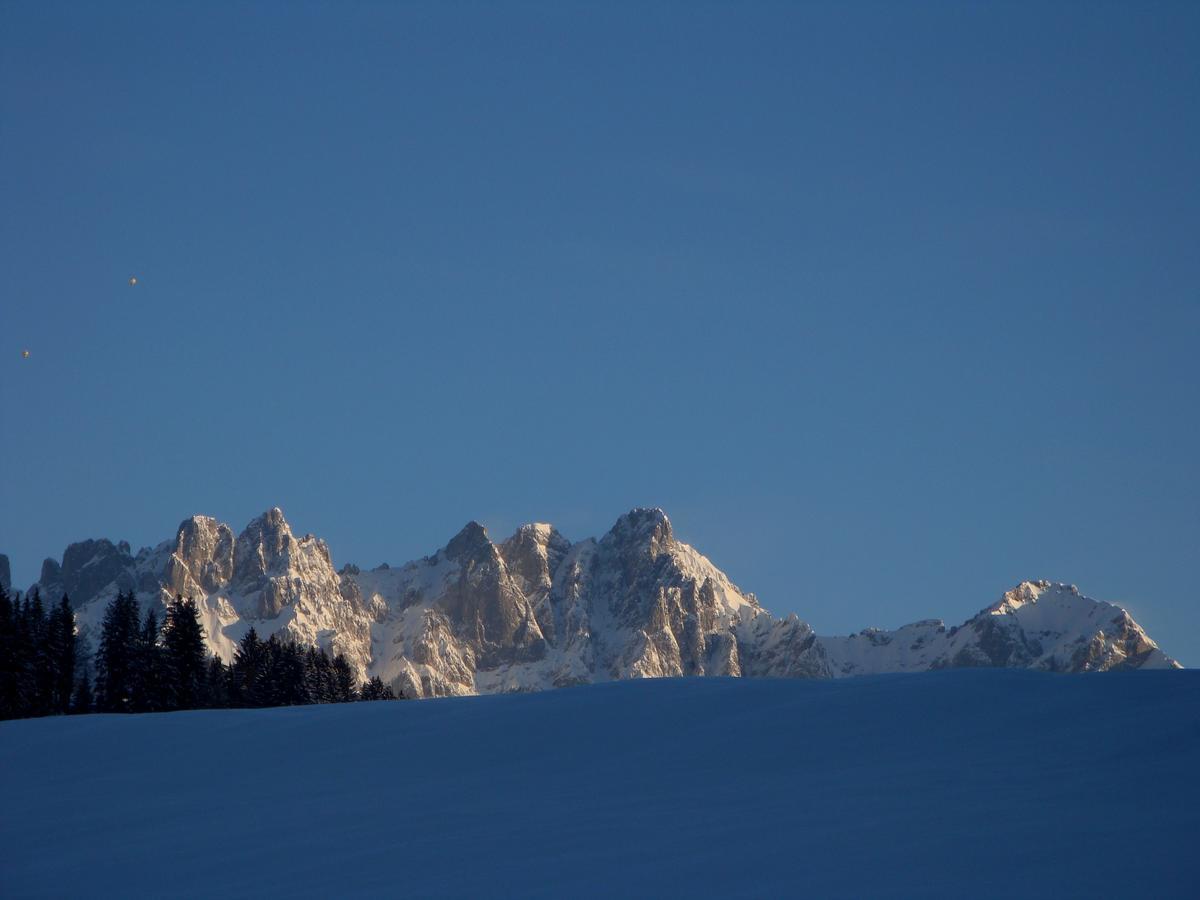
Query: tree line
0,584,399,722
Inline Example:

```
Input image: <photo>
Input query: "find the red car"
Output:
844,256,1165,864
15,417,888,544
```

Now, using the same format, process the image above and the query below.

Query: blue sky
2,1,1197,664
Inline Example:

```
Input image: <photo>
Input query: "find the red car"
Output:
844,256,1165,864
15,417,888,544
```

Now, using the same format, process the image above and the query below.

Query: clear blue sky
2,2,1197,664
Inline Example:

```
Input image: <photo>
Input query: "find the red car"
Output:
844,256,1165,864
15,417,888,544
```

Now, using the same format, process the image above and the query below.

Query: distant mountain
6,508,1180,696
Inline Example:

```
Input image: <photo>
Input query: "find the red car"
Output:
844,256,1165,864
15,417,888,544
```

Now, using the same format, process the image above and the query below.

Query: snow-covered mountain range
2,507,1180,696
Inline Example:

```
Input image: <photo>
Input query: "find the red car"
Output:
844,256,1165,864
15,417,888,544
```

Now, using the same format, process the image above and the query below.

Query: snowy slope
1,671,1197,899
7,507,1181,698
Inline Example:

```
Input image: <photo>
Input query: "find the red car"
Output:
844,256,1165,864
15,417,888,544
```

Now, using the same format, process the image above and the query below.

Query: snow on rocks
12,510,1181,700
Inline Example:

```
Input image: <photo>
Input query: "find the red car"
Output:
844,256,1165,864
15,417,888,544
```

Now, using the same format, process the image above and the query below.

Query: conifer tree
70,669,94,714
359,676,396,701
161,596,207,710
8,594,37,718
268,638,309,706
130,608,166,713
28,590,53,716
232,627,268,707
304,646,337,704
205,657,231,708
332,654,357,703
47,596,77,714
95,591,142,712
0,584,17,719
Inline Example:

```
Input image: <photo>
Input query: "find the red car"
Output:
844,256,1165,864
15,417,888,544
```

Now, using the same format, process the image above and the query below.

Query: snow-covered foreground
2,671,1197,899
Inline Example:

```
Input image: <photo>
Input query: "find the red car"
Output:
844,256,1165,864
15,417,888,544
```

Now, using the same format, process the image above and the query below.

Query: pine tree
232,627,268,707
28,590,53,716
8,594,34,718
130,608,166,713
95,591,142,712
70,669,94,714
161,596,207,710
47,596,77,715
270,639,309,706
359,676,396,701
332,654,357,703
0,584,17,719
304,646,339,704
205,657,231,708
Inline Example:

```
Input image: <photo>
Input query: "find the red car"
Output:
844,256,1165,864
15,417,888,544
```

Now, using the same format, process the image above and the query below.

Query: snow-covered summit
5,509,1181,697
812,579,1179,677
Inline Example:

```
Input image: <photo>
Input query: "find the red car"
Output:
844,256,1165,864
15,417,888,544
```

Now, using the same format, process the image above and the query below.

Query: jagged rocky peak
231,506,333,577
39,557,62,587
499,523,571,595
444,521,495,563
604,507,674,557
165,515,234,597
0,553,10,591
234,507,294,577
987,579,1073,614
431,520,546,667
37,537,137,607
229,507,341,618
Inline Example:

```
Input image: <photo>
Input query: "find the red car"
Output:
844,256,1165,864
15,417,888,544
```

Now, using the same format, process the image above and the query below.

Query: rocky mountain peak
604,508,674,557
224,507,344,619
0,554,9,591
499,524,571,598
444,521,494,562
232,508,298,581
166,515,235,597
986,580,1067,615
39,558,62,586
35,538,138,607
239,507,292,546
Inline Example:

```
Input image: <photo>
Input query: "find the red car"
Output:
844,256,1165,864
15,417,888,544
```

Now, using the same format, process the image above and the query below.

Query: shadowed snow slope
2,670,1197,899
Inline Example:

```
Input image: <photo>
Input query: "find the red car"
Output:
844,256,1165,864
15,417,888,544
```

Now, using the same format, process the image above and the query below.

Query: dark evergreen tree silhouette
1,589,405,720
15,595,40,714
332,654,357,703
205,657,231,708
47,596,77,714
359,676,396,701
95,591,142,712
265,636,309,706
70,668,94,714
130,608,166,713
161,596,207,710
232,627,269,707
0,584,19,719
28,590,54,716
304,646,333,703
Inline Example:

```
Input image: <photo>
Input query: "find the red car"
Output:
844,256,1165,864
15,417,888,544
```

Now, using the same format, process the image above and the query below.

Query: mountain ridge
3,506,1181,696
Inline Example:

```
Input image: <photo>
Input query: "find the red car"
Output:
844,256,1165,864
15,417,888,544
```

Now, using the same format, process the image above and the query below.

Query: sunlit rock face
19,509,1181,698
164,516,234,598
